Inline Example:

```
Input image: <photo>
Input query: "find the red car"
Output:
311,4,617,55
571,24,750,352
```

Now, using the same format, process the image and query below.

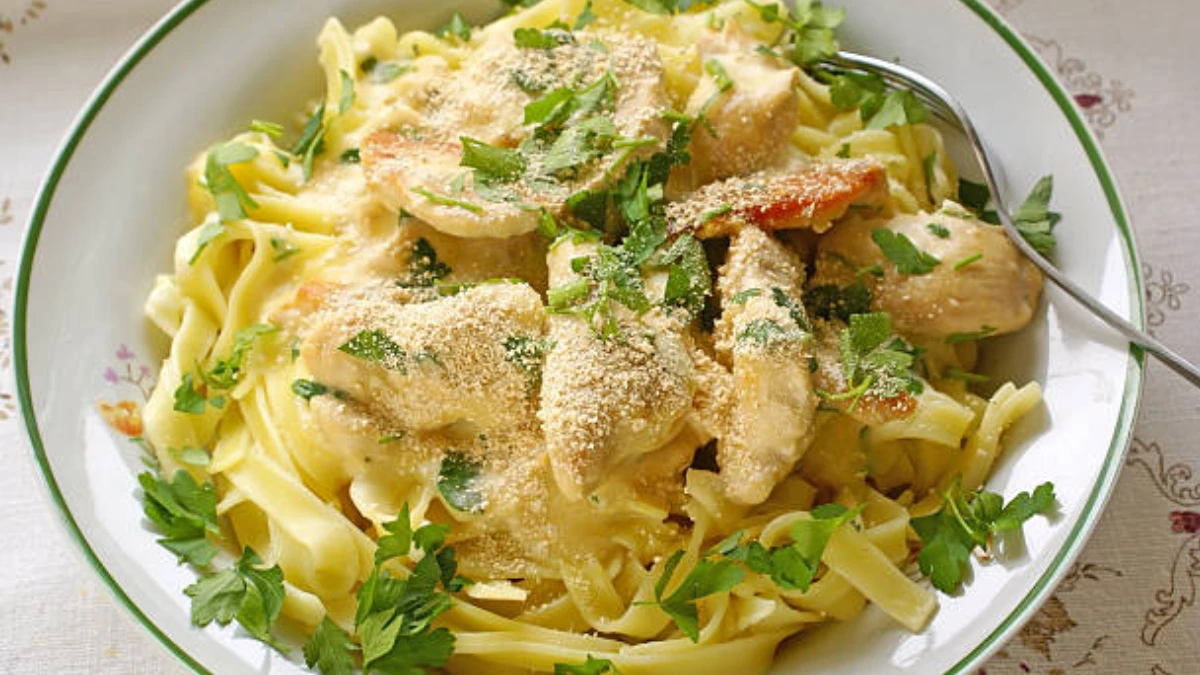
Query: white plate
14,0,1145,673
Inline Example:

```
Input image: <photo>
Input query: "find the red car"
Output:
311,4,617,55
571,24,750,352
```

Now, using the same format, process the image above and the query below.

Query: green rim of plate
11,0,1146,673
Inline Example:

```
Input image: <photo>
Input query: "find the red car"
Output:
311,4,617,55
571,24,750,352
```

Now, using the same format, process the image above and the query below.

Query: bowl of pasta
15,0,1144,673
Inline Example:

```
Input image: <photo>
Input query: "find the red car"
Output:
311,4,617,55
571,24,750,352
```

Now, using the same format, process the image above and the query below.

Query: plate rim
10,0,1146,673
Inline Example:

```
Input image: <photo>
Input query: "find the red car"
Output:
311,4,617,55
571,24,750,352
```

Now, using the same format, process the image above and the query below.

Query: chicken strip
539,239,695,501
362,33,670,238
810,211,1043,339
670,22,801,191
301,281,545,433
713,227,818,505
665,159,890,239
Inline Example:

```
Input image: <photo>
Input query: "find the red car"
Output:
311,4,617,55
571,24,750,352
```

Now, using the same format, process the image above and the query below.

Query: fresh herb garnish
437,452,485,513
302,617,358,675
912,481,1056,593
291,379,329,401
250,119,284,137
658,234,712,317
803,283,872,322
555,655,621,674
953,252,983,271
574,0,598,29
339,330,407,372
649,551,745,641
138,469,220,566
704,58,734,92
459,136,527,184
771,286,812,333
1010,175,1061,257
746,0,844,66
291,104,328,183
411,187,484,214
203,142,259,222
504,335,554,394
173,372,213,415
184,547,287,649
822,312,923,410
338,69,356,114
269,236,301,261
361,58,414,84
513,26,574,49
718,503,863,592
203,324,276,390
828,70,930,129
927,223,951,239
736,318,798,348
189,216,227,264
435,12,471,42
729,288,763,305
871,228,941,275
406,237,452,286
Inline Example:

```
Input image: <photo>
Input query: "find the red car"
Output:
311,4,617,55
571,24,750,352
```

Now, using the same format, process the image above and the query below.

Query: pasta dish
134,1,1058,673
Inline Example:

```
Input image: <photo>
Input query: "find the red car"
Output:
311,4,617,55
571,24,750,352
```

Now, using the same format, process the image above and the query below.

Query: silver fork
826,50,1200,388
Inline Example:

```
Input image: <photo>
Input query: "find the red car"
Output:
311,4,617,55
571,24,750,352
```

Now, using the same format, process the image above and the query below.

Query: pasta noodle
136,1,1049,672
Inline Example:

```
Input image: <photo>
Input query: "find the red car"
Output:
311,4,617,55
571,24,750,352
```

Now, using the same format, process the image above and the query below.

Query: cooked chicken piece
670,22,800,192
808,321,918,426
302,281,545,432
539,240,695,501
810,212,1043,339
713,227,818,505
665,159,890,239
362,33,670,238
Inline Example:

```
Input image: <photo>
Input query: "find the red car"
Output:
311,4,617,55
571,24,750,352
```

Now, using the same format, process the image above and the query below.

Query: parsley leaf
912,482,1057,593
292,104,329,184
189,215,227,264
953,252,983,271
374,503,414,565
704,58,734,92
574,0,598,29
657,234,711,317
736,318,802,348
250,119,283,137
203,142,259,222
184,547,286,648
139,469,219,566
651,554,745,641
514,26,574,49
303,616,357,675
339,330,407,372
338,69,356,114
435,12,471,42
504,335,554,393
405,237,452,286
871,228,941,275
555,655,621,674
460,136,527,183
203,324,276,390
548,244,651,338
411,187,484,214
828,70,930,129
269,236,301,261
826,312,923,409
927,223,951,239
361,58,414,84
957,178,991,213
291,379,329,401
437,452,485,513
746,0,844,66
173,373,210,415
803,283,872,322
1011,175,1061,257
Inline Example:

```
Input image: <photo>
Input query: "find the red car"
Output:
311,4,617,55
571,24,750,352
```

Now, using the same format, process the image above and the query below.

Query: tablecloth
0,0,1196,672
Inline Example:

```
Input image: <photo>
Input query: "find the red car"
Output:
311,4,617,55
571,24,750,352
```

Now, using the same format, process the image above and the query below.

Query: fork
824,50,1200,388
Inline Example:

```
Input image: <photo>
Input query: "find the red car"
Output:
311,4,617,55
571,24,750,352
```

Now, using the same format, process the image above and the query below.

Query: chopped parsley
649,551,745,641
1011,175,1061,257
339,330,407,373
555,656,620,675
953,252,983,271
828,70,930,129
736,318,799,348
746,0,844,66
716,503,863,592
957,178,991,213
771,286,813,333
823,312,923,410
803,282,872,322
729,288,763,305
203,324,277,390
704,58,734,92
203,142,259,222
138,469,219,566
269,236,301,261
513,26,575,49
437,452,485,513
361,57,414,84
658,234,712,317
548,244,651,338
435,12,471,42
504,335,555,394
459,136,527,184
173,372,218,415
406,237,452,286
302,617,357,675
291,104,328,183
250,119,283,137
927,222,951,239
338,69,356,114
912,481,1056,593
871,228,941,275
184,547,287,650
339,147,360,164
291,379,329,401
574,0,598,29
189,215,226,264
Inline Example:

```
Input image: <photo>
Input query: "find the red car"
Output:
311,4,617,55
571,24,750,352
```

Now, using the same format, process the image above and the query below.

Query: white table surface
1,0,1197,672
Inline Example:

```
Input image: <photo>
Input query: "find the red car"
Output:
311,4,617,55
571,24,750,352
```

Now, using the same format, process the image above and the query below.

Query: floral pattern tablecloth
1,0,1197,672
